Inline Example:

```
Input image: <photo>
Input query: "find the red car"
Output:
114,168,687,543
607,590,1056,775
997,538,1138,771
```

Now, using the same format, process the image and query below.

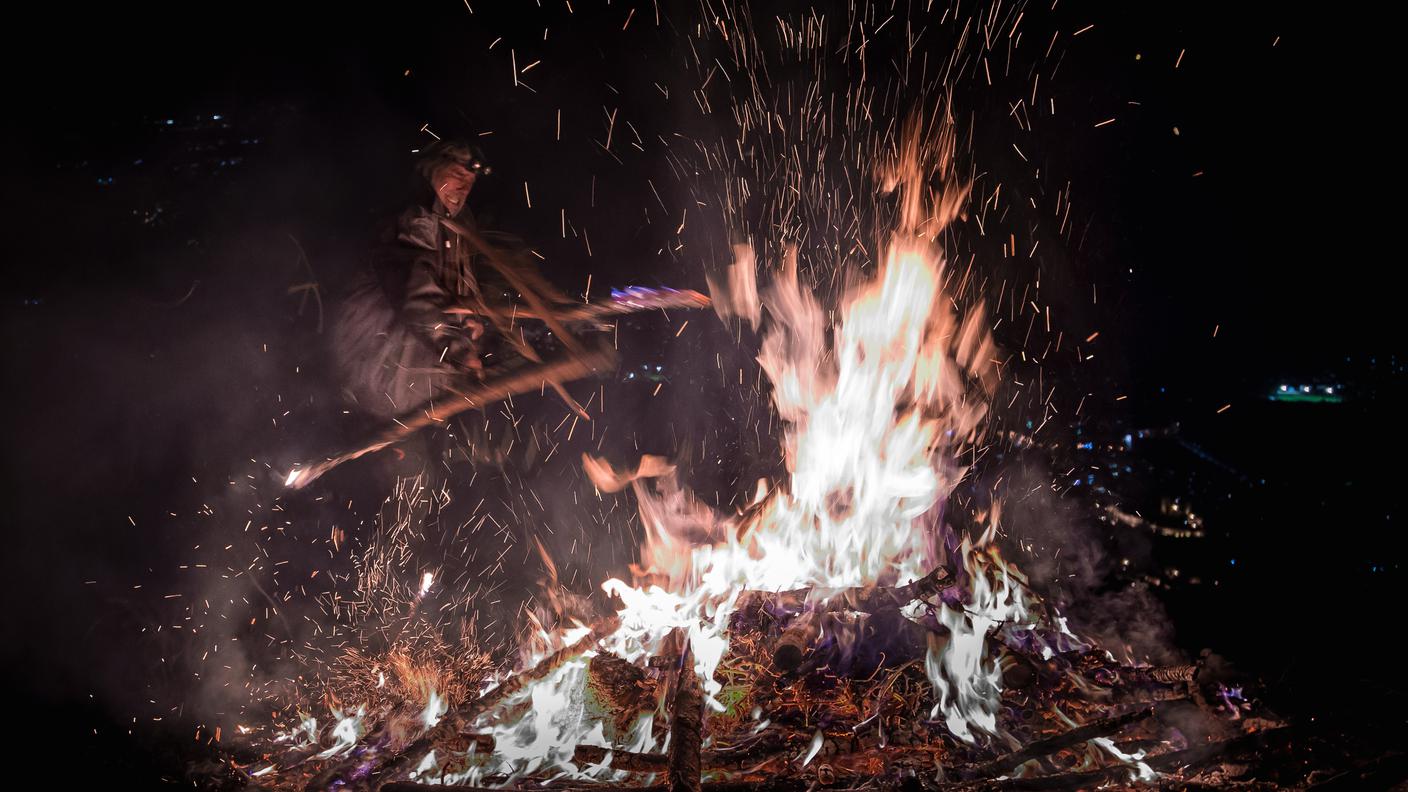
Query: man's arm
400,254,483,372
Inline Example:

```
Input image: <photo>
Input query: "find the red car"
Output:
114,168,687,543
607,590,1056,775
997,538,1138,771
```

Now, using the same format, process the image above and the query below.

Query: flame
315,705,367,760
268,119,1103,785
421,690,447,729
928,544,1024,743
417,121,1040,780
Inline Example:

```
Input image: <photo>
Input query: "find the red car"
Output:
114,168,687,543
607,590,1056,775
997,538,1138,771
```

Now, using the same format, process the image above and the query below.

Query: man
331,139,494,422
330,139,585,483
325,141,570,639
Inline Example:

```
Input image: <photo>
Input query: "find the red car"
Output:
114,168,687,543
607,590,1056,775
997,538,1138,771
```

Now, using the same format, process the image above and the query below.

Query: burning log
1119,664,1198,685
760,568,956,673
771,611,821,672
586,652,656,730
1107,684,1194,706
746,566,956,620
573,744,669,772
963,706,1154,778
820,565,957,613
668,639,705,792
999,653,1037,690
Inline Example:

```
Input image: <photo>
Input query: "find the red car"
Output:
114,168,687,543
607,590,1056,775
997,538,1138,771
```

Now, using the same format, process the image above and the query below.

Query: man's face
432,162,477,216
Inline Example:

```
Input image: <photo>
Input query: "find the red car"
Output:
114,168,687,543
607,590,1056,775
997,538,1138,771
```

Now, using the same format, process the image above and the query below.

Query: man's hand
439,318,486,378
461,318,486,376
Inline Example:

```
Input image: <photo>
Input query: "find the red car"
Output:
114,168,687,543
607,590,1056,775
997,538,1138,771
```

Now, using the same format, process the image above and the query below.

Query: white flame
927,549,1027,743
1092,737,1158,782
421,689,447,729
316,705,367,759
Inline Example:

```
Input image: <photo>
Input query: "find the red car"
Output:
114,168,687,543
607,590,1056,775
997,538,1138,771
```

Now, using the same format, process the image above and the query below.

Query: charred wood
749,566,956,620
1144,726,1292,773
587,652,655,728
964,706,1155,778
574,744,669,772
1119,665,1198,685
772,611,822,672
1105,684,1193,706
668,639,705,792
1000,654,1037,690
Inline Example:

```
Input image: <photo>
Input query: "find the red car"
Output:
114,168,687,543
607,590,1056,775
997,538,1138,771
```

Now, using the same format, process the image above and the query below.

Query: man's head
415,139,491,217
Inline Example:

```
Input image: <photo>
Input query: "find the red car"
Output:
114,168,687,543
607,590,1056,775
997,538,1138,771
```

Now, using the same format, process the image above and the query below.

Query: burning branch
668,638,705,792
286,344,615,490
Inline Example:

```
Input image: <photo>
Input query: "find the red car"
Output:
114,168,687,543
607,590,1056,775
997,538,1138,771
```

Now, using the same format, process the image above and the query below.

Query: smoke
975,452,1184,667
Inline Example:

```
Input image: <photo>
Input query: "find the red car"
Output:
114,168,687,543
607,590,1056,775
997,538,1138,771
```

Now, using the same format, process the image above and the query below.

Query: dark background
2,0,1401,785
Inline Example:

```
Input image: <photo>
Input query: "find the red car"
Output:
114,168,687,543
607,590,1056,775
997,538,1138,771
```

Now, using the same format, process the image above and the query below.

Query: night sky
1,0,1401,784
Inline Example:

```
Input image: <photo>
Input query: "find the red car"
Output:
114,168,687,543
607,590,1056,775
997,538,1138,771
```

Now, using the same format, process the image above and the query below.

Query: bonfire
205,120,1298,792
